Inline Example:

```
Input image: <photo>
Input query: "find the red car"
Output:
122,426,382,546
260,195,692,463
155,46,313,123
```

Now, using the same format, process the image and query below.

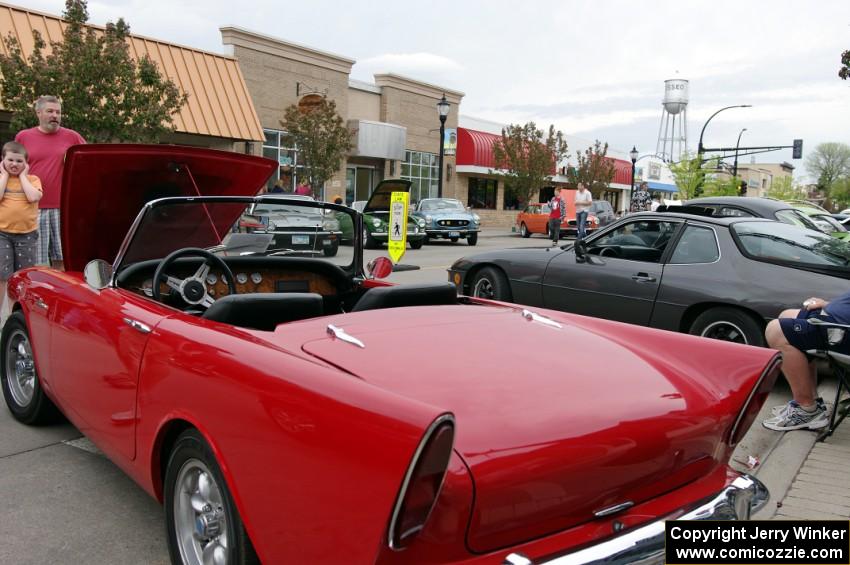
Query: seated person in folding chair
763,292,850,431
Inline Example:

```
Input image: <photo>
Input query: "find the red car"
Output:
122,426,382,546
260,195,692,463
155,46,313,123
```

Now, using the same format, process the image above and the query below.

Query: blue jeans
576,210,588,239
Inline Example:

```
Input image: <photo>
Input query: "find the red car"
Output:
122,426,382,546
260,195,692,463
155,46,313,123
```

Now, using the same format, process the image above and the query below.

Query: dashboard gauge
236,273,248,285
142,279,153,297
251,272,262,284
208,288,215,296
206,273,218,285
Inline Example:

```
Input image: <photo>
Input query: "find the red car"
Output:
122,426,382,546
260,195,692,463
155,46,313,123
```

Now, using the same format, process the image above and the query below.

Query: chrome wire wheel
174,458,230,565
473,277,495,299
700,320,747,344
5,328,35,408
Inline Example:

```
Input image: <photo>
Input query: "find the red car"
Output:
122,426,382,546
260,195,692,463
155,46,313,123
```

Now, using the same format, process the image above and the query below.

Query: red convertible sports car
2,145,779,564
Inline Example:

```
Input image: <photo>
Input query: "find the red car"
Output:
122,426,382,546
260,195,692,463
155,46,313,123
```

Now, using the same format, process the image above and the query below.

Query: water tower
655,79,689,162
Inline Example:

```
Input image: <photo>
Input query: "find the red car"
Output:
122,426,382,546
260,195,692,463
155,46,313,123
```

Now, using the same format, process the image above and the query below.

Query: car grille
437,219,469,227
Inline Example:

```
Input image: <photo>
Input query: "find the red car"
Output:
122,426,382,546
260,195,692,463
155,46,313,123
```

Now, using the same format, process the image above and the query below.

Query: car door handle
631,273,657,283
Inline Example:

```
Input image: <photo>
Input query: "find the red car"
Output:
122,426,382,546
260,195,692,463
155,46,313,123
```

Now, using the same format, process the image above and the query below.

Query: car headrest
202,292,324,330
352,282,458,312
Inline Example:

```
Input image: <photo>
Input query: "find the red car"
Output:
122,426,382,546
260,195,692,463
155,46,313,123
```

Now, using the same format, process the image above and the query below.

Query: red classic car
516,201,599,238
2,145,779,564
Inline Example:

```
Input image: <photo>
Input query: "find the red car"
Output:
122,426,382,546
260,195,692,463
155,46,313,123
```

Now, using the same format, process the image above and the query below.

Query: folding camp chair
804,318,850,441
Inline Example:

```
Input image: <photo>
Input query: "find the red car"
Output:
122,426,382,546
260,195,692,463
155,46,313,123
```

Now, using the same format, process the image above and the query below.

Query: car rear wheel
520,223,530,238
165,429,259,565
470,267,512,302
323,241,339,257
689,307,765,347
467,233,478,246
1,311,59,425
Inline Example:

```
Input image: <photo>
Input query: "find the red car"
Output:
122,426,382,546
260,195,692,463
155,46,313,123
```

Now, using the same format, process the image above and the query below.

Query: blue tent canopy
647,181,678,193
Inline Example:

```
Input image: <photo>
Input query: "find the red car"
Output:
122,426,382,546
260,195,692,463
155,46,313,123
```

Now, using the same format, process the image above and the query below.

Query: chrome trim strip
510,474,768,565
387,413,456,550
593,501,634,517
728,355,781,443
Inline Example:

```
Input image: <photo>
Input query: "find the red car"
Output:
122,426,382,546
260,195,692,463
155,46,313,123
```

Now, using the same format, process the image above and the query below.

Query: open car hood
296,304,779,552
61,144,277,272
362,179,411,213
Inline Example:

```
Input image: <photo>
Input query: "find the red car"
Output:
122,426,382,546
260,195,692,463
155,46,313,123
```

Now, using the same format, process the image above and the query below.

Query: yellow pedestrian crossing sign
388,192,409,264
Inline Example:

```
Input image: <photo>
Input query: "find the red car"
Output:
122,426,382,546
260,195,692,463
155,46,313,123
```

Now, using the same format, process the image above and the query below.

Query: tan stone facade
221,28,464,203
715,161,795,197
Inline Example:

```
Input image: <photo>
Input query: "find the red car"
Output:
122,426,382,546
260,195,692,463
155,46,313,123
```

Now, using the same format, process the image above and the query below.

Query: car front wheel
689,307,765,346
520,223,530,238
470,267,512,302
165,429,259,565
410,238,424,250
363,228,379,249
467,232,478,246
1,311,59,425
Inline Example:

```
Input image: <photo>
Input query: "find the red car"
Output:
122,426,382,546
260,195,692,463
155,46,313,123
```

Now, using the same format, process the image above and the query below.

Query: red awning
611,158,633,186
457,128,500,168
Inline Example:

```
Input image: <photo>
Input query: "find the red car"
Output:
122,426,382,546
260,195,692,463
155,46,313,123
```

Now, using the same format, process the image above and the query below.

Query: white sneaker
763,401,829,431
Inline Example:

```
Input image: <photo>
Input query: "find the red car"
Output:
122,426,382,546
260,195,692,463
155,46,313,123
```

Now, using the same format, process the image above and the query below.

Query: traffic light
793,139,803,159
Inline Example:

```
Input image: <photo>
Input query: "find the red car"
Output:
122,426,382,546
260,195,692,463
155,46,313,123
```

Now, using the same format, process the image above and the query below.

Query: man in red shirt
15,95,86,269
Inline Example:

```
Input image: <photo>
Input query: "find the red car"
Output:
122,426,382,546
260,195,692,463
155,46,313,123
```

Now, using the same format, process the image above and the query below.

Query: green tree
280,97,352,196
765,176,806,200
840,49,850,80
829,177,850,210
0,0,187,142
805,142,850,194
702,174,742,197
491,122,569,208
569,140,616,198
669,152,709,199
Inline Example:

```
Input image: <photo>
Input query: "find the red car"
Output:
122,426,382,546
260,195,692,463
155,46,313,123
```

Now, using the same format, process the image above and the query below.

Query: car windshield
775,209,820,232
420,199,465,211
118,197,355,269
591,202,612,213
732,221,850,267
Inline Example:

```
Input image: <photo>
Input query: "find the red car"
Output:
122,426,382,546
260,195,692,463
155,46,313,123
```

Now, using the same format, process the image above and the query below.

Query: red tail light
388,414,455,550
729,356,782,445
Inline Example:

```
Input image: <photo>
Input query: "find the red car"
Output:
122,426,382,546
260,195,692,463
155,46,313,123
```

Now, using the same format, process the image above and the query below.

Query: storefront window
262,128,303,192
468,178,497,209
503,184,521,210
401,150,439,203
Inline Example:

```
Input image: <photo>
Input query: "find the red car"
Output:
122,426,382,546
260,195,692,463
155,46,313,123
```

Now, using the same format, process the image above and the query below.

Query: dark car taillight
728,356,782,445
387,414,455,550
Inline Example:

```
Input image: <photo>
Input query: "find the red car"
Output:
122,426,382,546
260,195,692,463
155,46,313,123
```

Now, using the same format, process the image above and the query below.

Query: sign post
388,192,409,264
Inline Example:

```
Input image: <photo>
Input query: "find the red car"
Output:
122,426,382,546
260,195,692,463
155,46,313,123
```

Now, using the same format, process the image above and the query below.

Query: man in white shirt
574,183,592,239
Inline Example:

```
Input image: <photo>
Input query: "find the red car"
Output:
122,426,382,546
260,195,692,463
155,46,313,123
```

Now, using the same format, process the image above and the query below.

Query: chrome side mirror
366,256,393,280
84,259,113,290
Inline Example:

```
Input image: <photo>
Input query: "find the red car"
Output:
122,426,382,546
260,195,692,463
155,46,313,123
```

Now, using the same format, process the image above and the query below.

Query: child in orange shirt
0,141,43,301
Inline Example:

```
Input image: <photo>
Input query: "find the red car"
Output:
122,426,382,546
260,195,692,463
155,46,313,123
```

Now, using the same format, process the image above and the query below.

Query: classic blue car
412,198,481,245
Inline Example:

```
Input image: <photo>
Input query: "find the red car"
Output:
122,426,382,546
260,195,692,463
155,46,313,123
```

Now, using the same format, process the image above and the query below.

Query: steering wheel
599,246,621,258
152,248,236,309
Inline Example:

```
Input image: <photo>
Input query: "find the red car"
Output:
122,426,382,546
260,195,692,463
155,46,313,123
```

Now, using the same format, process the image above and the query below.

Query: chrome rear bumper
504,474,768,565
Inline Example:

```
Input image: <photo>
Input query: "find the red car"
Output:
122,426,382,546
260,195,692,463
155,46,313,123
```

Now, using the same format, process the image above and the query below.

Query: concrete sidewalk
743,375,850,520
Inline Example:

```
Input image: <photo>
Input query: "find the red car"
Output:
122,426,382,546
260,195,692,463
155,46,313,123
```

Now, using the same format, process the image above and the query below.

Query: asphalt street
0,228,840,564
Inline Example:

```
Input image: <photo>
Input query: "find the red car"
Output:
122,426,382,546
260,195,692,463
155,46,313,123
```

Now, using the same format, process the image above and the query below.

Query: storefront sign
297,94,324,114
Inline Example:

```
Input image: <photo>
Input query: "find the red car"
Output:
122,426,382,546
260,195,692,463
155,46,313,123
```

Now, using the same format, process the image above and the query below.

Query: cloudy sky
21,0,850,179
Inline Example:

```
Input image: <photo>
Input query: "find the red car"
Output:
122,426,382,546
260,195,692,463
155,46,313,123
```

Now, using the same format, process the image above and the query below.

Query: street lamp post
629,146,638,210
732,128,747,178
696,104,751,196
697,104,752,163
436,94,450,199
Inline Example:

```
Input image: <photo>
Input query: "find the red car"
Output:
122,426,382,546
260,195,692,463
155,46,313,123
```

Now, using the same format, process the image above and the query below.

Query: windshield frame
112,195,363,285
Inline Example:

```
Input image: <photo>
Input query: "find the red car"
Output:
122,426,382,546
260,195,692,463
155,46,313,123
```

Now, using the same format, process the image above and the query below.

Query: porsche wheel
165,429,259,565
689,307,765,347
470,267,512,302
1,311,59,425
467,233,478,246
520,223,530,238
